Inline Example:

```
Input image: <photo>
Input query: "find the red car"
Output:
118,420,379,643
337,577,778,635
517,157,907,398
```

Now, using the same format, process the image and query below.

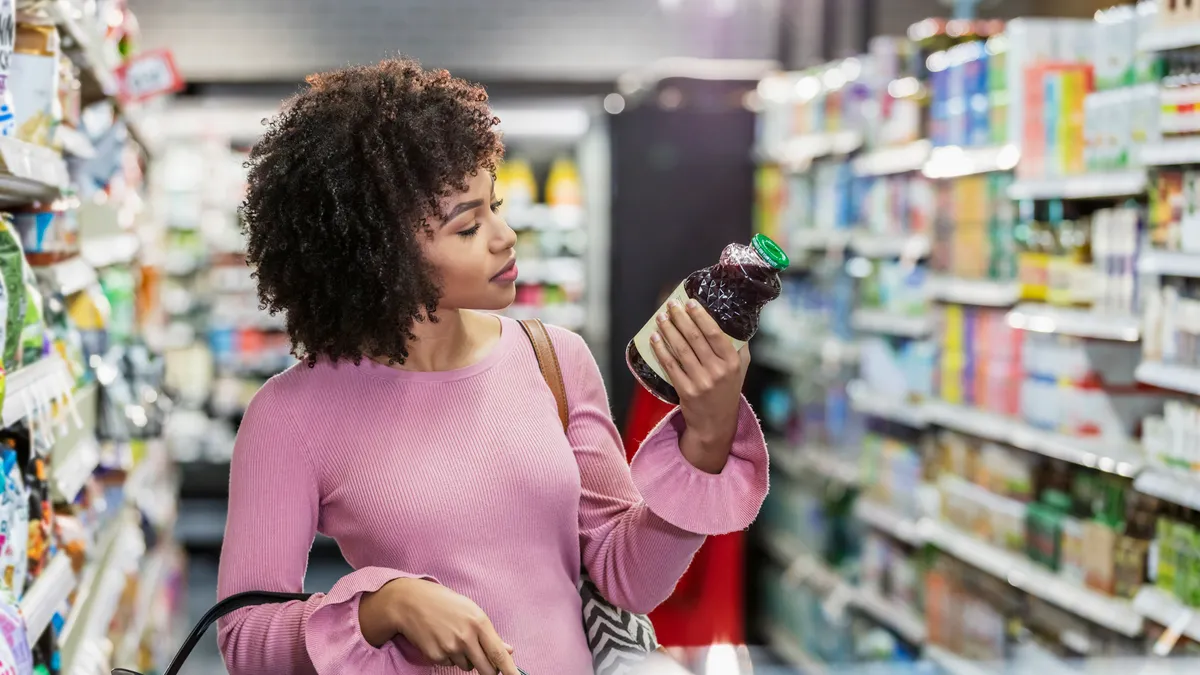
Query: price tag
115,49,185,104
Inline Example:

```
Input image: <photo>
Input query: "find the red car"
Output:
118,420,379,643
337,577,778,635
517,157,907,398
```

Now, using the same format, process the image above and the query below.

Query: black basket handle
112,590,311,675
111,590,530,675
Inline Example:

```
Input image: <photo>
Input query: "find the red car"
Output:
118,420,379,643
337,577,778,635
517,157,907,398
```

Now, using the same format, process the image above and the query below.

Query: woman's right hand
359,577,519,675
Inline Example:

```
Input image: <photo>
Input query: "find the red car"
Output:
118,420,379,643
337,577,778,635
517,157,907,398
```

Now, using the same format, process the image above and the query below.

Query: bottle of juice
627,234,789,404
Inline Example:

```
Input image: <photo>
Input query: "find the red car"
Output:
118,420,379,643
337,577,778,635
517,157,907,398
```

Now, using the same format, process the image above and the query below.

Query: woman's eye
458,224,482,238
490,199,504,213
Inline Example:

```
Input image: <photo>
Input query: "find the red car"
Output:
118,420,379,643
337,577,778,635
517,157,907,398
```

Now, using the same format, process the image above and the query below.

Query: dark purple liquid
628,242,783,404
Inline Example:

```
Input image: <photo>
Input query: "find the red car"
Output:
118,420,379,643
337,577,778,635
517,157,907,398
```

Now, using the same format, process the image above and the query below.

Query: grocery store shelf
922,144,1020,179
2,355,74,428
1134,466,1200,512
49,0,119,100
1007,171,1148,200
925,276,1021,307
790,228,852,252
1005,303,1141,341
847,381,927,428
1139,137,1200,166
81,233,140,268
922,520,1143,637
849,231,930,260
34,257,98,298
51,434,101,504
762,130,863,169
1136,361,1200,396
923,400,1142,477
765,622,827,675
854,588,927,645
55,124,95,159
1138,25,1200,52
802,450,861,486
1139,249,1200,277
1133,586,1200,642
20,552,77,639
851,309,933,338
755,341,806,374
115,547,172,667
761,528,842,593
853,500,925,547
925,646,995,675
0,137,68,206
852,140,932,177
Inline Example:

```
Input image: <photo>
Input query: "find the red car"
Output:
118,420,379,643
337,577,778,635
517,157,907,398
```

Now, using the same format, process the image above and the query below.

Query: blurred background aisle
0,0,1198,674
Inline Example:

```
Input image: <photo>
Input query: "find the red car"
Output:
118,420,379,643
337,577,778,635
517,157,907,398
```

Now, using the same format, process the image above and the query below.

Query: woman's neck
380,309,501,372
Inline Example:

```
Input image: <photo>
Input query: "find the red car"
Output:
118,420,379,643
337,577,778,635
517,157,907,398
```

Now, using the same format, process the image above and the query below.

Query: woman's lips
491,259,518,283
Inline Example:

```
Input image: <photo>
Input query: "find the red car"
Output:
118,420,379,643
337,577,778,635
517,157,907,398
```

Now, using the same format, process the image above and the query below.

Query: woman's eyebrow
440,198,485,226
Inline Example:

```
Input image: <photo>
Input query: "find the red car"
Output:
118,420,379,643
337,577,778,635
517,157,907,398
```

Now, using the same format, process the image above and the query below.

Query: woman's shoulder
243,360,337,423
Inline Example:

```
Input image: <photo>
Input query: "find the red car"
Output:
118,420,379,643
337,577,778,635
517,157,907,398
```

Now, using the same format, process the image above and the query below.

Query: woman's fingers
668,300,720,364
464,638,497,675
480,627,521,675
650,332,693,393
656,304,704,377
684,299,738,361
449,654,473,671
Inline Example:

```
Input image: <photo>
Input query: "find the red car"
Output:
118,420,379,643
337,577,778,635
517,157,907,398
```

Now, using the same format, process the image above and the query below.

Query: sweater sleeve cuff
630,395,769,536
303,566,435,673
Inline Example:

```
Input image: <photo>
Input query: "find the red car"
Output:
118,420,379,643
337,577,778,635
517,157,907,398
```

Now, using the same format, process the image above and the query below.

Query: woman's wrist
358,579,408,648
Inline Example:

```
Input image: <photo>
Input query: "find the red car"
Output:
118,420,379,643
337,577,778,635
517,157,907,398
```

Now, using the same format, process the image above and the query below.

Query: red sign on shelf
115,49,185,104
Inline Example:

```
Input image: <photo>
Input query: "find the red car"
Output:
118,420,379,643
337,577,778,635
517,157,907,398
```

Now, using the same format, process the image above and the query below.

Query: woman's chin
471,287,517,312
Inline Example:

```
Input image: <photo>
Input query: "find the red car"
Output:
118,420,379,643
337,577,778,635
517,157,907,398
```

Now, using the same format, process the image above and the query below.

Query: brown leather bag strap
518,318,569,433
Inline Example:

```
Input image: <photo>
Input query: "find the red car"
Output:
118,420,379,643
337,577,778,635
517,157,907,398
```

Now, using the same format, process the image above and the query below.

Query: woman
217,58,769,675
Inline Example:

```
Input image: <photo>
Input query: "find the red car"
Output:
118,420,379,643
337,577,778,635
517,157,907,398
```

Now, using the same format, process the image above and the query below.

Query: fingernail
658,311,669,323
668,299,681,310
650,332,661,343
686,299,699,310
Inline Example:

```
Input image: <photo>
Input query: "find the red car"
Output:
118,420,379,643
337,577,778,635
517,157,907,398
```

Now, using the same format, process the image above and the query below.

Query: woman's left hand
649,298,751,474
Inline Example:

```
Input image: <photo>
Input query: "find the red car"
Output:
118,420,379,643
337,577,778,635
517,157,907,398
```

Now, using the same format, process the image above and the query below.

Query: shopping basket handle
111,589,530,675
112,590,312,675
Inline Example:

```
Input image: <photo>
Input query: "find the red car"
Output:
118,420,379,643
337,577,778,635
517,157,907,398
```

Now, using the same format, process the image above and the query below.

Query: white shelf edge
1007,171,1148,200
849,231,931,260
1139,137,1200,166
765,622,828,675
760,130,864,169
1138,25,1200,53
922,144,1020,179
922,400,1142,477
2,355,73,428
852,140,932,177
1006,303,1141,342
1139,249,1200,278
20,552,77,639
851,309,933,338
1133,586,1200,642
1134,466,1200,512
803,450,861,486
1137,361,1200,396
761,528,842,593
925,276,1021,307
925,645,996,675
854,588,927,645
34,257,98,298
922,520,1143,637
52,434,101,504
854,500,925,546
848,381,927,428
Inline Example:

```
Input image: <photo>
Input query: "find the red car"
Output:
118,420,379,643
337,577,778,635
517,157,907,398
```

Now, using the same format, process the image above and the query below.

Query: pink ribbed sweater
216,317,769,674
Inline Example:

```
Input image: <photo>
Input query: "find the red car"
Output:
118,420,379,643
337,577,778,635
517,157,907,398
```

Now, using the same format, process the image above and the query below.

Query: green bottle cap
751,233,790,271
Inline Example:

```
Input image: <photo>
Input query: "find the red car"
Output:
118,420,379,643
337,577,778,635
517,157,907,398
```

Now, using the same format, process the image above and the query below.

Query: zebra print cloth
579,573,658,675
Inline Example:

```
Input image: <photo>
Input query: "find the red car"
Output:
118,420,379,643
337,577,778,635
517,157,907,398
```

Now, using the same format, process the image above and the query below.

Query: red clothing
623,387,746,647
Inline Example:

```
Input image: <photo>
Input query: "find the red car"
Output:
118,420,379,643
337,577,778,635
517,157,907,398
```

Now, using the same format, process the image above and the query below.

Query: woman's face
421,170,519,312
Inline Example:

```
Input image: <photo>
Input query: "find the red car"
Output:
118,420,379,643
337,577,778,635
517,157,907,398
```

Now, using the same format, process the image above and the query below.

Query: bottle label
632,281,746,386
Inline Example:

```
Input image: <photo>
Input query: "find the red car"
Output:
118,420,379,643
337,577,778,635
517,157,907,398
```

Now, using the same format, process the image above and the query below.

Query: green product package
0,218,25,370
18,261,44,367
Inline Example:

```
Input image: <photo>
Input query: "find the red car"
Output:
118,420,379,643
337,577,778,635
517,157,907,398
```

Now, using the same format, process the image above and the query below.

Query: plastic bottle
626,234,789,404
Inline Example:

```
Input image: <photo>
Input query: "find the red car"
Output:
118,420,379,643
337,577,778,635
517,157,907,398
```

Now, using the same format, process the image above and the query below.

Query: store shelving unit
852,140,932,177
848,231,931,260
1137,25,1200,53
1136,361,1200,396
762,130,863,170
854,588,927,646
1133,586,1200,643
20,552,77,641
847,381,927,428
922,520,1143,637
853,500,925,547
2,355,75,428
1007,170,1148,200
1139,137,1200,167
925,646,995,675
1005,304,1141,342
922,144,1021,179
764,621,828,675
0,137,70,206
923,400,1142,476
925,276,1021,307
1134,466,1200,513
851,309,933,338
1139,249,1200,278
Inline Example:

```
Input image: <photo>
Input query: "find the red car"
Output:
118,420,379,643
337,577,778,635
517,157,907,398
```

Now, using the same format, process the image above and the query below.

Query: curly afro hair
241,57,504,366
